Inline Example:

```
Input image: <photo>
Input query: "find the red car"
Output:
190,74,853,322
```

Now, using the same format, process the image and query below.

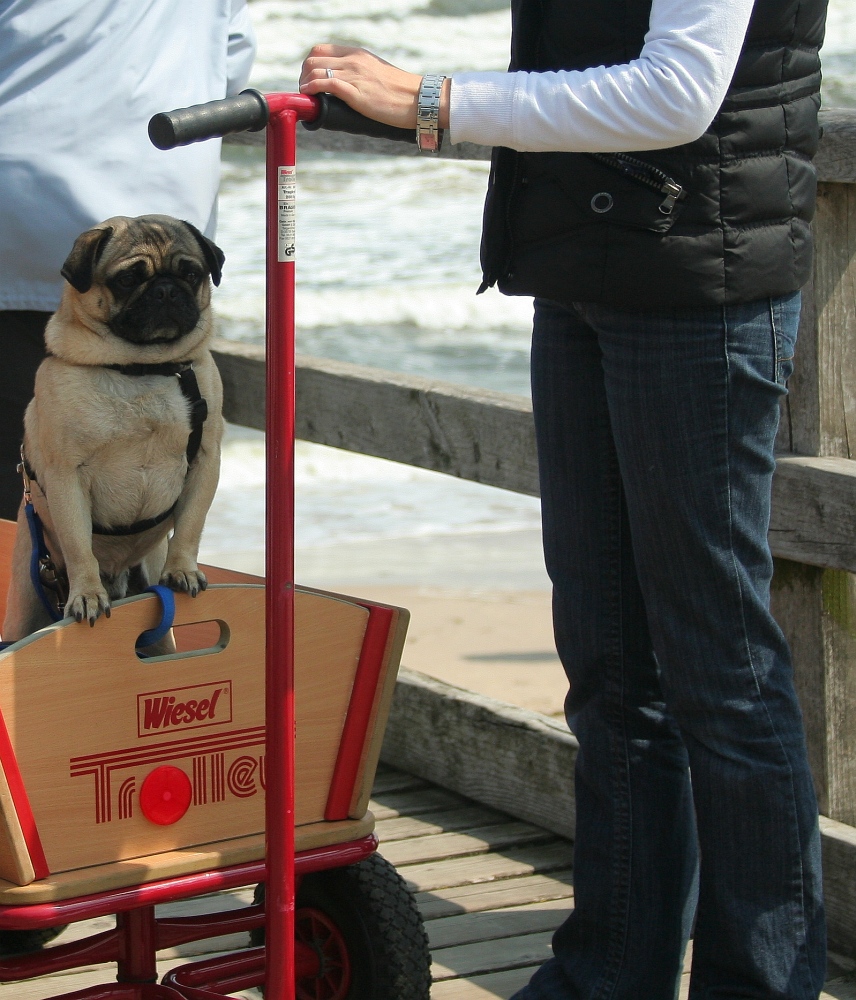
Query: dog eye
181,267,202,286
114,270,140,289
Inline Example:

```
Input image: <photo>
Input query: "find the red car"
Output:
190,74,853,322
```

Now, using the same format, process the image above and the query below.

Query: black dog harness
23,359,208,536
102,359,209,496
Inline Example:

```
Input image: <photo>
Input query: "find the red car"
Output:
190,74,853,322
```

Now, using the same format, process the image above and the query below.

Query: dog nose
151,279,180,302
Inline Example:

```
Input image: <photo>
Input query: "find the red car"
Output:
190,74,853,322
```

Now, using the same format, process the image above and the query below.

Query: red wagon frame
0,91,426,1000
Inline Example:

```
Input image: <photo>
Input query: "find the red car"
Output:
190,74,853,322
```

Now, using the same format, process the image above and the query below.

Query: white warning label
277,165,296,263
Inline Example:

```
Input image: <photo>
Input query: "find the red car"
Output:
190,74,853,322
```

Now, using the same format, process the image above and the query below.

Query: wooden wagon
0,517,428,999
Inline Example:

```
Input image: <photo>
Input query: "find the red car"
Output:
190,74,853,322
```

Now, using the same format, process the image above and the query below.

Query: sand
333,585,568,720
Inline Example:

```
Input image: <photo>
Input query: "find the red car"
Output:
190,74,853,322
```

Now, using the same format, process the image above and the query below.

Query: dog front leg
160,436,221,597
40,469,110,626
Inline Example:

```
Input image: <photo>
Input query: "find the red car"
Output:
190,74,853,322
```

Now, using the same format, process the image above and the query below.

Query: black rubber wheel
251,853,431,1000
0,925,67,956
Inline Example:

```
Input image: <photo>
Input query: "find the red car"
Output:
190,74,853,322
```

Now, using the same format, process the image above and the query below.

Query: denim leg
515,295,825,1000
519,299,699,1000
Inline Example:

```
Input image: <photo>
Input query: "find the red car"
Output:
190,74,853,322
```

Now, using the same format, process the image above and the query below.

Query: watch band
416,74,447,154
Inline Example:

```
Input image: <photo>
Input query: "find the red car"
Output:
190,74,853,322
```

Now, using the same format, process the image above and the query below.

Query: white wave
215,151,535,336
247,0,511,90
216,281,533,337
825,0,856,55
205,433,541,551
244,0,853,100
218,434,527,488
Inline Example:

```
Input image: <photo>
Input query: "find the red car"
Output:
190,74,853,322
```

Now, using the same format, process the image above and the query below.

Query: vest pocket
552,152,689,234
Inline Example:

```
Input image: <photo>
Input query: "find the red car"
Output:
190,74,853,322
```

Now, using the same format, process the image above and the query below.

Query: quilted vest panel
479,0,827,308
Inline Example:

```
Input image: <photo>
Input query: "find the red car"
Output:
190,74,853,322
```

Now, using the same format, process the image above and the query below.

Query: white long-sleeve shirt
0,0,256,311
449,0,756,152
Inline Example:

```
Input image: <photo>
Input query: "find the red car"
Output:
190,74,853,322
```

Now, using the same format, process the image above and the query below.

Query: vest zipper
589,152,686,215
501,154,521,279
479,152,522,293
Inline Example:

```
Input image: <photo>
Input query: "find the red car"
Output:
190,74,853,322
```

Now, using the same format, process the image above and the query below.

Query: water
823,0,856,108
199,0,856,588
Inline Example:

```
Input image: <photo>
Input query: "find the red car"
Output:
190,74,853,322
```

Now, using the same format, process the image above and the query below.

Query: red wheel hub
295,906,352,1000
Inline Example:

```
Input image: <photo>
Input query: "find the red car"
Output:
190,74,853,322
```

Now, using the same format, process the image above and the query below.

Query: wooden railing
218,110,856,829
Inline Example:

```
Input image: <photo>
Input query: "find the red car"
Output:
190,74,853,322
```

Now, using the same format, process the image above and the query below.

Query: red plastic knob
139,766,192,825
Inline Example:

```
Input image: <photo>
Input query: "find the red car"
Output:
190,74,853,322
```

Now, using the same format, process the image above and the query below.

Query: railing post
772,180,856,825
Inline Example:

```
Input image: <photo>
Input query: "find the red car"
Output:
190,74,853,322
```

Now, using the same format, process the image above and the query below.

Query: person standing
0,0,255,954
0,0,256,523
299,0,829,993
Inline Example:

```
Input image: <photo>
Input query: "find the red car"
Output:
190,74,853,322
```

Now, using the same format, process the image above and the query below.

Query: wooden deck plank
415,870,574,920
431,965,539,998
9,968,118,999
7,952,260,1000
370,787,471,820
380,823,552,867
822,980,856,1000
432,931,554,981
152,885,256,916
396,839,575,894
370,769,429,795
375,805,508,842
425,898,573,950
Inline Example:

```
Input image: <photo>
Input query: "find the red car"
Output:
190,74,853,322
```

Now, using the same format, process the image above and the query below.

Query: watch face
417,126,443,153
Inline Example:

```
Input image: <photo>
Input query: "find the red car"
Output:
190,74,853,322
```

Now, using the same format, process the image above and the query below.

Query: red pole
264,105,298,1000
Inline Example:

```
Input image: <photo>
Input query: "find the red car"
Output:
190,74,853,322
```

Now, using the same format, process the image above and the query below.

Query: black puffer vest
479,0,827,309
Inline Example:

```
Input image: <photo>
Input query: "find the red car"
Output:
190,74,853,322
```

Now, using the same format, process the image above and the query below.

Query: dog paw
65,590,111,627
160,568,208,598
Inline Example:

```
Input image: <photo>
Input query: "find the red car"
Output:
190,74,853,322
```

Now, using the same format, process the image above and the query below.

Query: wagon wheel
252,853,431,1000
0,924,67,956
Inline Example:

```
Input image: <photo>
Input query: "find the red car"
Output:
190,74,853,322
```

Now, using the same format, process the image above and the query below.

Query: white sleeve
226,0,257,96
449,0,756,152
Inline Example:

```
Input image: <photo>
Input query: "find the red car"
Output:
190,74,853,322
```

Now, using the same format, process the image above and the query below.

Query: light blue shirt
0,0,256,310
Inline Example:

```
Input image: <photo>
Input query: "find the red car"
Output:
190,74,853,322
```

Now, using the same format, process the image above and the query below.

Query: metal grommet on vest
591,192,614,214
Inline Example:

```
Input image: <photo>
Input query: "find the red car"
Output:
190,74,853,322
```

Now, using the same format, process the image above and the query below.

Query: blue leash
137,585,176,649
20,498,175,649
25,500,63,624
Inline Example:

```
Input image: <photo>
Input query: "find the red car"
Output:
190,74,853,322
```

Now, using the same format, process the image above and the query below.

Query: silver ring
325,68,334,79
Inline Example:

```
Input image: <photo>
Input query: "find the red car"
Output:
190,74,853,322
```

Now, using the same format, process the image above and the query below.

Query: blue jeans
514,295,825,1000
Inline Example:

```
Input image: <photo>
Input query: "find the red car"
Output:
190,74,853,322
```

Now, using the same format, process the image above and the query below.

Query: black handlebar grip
149,89,269,150
302,94,416,144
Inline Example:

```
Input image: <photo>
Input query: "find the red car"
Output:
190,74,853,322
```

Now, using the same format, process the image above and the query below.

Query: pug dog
2,215,225,644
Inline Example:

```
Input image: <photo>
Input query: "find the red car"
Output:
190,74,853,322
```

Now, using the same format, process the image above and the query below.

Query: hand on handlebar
299,44,450,132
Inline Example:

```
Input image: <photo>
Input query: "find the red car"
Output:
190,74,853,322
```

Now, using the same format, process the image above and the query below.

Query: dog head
49,215,225,363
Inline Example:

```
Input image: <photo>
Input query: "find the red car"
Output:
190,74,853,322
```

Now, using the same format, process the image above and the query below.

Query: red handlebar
149,90,414,150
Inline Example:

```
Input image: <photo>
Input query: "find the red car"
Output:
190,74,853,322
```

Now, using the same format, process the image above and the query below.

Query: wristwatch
416,74,447,154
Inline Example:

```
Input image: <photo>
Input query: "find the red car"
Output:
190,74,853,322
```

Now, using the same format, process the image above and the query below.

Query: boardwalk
7,763,856,999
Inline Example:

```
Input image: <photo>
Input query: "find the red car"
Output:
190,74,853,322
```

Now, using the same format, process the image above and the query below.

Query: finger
299,61,348,83
305,43,363,60
299,60,344,89
301,54,339,74
303,66,342,85
299,76,358,103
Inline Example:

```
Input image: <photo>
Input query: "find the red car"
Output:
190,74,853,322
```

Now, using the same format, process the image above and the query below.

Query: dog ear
182,221,225,287
60,226,114,293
